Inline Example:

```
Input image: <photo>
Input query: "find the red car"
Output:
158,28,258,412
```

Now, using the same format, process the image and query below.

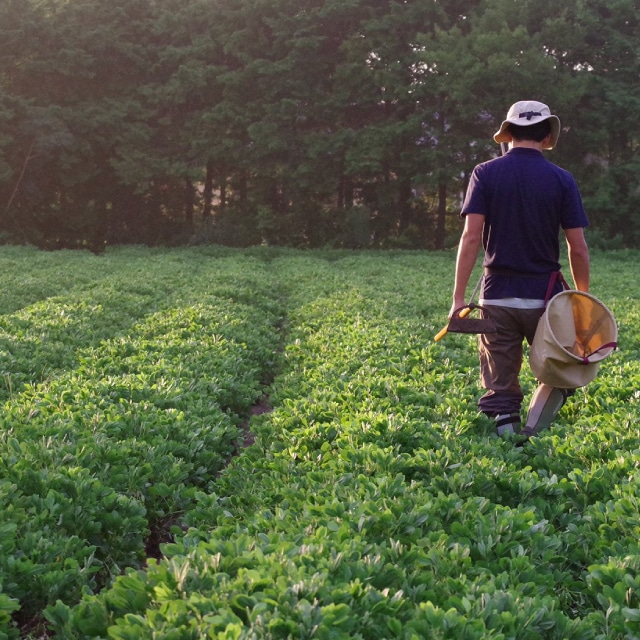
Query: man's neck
510,140,545,151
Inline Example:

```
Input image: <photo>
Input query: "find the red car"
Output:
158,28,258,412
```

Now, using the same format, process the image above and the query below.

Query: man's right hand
449,299,466,319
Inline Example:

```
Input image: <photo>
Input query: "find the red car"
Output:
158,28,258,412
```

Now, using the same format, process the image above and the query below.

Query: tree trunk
219,173,227,213
398,176,413,232
202,159,214,219
237,170,247,211
435,180,447,250
146,181,162,245
184,177,195,227
90,195,108,254
338,173,354,210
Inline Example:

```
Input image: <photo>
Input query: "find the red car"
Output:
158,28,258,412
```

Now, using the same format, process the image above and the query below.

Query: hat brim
493,115,561,150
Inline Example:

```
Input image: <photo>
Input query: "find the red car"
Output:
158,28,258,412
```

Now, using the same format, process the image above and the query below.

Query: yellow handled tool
434,306,471,341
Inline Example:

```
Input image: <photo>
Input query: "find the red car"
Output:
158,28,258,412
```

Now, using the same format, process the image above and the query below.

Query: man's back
463,147,585,277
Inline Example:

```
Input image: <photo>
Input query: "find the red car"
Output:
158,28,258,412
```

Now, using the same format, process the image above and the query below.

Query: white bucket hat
493,100,561,150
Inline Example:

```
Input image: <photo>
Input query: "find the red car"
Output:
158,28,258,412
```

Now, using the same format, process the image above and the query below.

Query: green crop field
0,245,638,639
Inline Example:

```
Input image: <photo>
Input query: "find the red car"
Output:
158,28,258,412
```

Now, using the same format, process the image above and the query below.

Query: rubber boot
520,384,568,440
495,412,522,437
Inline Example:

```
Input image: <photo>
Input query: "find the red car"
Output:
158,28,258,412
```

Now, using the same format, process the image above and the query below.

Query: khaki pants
477,305,544,416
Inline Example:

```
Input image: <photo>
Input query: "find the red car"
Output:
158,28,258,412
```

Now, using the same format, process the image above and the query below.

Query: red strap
544,271,569,307
579,341,618,364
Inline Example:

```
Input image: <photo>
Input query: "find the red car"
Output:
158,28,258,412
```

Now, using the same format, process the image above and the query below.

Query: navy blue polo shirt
461,147,588,300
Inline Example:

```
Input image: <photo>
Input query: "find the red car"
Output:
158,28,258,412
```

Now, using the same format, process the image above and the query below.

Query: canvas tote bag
530,290,617,388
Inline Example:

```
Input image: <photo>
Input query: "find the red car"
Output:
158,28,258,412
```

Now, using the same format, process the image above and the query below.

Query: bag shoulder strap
544,271,570,307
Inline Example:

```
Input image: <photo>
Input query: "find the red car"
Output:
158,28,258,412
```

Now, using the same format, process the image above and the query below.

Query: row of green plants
0,246,283,636
1,246,639,638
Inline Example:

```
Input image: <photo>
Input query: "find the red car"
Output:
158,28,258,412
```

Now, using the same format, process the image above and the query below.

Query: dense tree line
0,0,638,250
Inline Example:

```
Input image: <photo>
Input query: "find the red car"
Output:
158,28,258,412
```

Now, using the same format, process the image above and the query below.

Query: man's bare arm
450,214,484,316
564,227,590,292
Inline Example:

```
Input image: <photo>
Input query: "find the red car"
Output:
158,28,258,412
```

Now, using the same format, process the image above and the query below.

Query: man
450,100,590,440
